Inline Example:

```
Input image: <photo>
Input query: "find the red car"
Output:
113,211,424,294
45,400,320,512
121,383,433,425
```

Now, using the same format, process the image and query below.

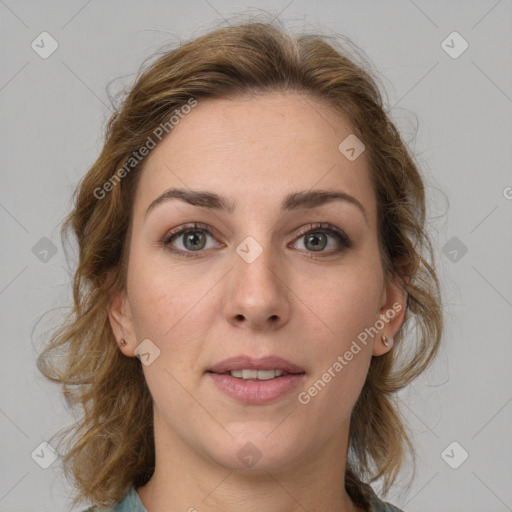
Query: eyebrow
144,187,368,224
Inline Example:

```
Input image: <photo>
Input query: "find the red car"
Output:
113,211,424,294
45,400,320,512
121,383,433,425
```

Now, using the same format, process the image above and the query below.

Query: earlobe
108,290,136,356
372,273,408,357
381,334,392,347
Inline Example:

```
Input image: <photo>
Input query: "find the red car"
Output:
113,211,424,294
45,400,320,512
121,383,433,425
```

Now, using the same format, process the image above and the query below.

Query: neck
136,413,365,512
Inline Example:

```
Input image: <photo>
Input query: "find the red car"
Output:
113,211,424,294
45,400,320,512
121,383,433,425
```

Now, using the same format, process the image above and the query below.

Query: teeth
229,369,285,380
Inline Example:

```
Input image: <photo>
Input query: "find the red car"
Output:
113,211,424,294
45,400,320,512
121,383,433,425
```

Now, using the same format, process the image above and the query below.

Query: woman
37,17,442,512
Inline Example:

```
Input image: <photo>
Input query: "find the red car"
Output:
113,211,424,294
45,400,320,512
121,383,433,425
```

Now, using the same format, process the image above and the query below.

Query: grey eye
303,232,328,252
182,231,207,251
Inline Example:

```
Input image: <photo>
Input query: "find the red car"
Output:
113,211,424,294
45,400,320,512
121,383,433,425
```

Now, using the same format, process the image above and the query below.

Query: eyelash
161,222,352,259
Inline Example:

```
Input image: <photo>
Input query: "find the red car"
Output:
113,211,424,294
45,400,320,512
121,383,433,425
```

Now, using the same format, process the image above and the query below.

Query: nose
221,240,291,331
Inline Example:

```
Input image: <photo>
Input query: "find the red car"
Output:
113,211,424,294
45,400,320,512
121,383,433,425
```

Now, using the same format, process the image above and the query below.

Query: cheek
299,264,383,344
126,248,185,340
298,274,379,424
126,250,214,375
294,256,383,410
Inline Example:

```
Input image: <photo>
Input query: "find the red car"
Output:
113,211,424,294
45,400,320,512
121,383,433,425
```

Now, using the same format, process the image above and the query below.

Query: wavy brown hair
36,15,443,510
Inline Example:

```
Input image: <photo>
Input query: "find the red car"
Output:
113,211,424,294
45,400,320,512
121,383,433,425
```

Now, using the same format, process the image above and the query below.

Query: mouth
206,355,306,404
206,354,306,378
208,368,303,380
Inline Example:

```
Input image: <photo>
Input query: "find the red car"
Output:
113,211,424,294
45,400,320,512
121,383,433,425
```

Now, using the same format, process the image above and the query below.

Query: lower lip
207,372,306,404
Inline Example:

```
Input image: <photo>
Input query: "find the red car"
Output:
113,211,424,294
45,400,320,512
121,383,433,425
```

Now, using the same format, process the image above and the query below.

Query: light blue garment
82,485,405,512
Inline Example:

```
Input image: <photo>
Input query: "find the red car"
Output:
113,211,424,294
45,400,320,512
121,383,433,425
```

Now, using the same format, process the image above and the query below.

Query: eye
161,222,352,258
290,222,352,257
162,222,221,256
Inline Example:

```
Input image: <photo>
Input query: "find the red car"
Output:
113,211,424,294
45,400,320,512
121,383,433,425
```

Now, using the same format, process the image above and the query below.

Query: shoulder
366,485,405,512
369,497,406,512
79,486,145,512
79,507,116,512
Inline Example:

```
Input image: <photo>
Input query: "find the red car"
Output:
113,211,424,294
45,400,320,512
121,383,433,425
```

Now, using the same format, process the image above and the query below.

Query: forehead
133,91,376,222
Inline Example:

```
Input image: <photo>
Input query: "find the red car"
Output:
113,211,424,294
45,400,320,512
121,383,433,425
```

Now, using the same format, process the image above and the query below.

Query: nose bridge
234,232,282,299
223,229,290,329
231,205,281,278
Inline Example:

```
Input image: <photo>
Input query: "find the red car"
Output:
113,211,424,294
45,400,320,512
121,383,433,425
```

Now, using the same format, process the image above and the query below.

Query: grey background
1,0,511,511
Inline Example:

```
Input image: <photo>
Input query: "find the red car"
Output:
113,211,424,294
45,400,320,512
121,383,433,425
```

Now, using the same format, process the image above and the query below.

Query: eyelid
162,221,352,255
162,222,220,243
293,222,352,248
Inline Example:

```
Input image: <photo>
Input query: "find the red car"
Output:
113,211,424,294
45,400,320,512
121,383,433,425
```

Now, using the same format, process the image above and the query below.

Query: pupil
185,231,205,250
306,233,326,251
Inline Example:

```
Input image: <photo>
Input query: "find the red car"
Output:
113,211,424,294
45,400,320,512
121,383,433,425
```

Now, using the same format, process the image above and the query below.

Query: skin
109,91,407,512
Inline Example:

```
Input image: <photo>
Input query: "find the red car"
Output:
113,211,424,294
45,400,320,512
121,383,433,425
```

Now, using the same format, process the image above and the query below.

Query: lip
207,372,306,404
207,355,305,374
206,355,306,405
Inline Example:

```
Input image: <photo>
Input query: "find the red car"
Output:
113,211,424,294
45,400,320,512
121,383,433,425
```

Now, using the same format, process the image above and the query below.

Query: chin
206,431,304,473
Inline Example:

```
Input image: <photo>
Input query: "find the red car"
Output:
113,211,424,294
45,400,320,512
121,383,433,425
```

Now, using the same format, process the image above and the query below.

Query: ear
371,270,408,357
108,288,137,357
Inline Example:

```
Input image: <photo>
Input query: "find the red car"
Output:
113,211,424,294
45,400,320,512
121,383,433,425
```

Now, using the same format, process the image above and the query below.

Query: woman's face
110,91,406,474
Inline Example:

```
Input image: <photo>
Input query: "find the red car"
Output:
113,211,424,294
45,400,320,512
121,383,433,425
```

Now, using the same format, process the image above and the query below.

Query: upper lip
207,355,305,374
